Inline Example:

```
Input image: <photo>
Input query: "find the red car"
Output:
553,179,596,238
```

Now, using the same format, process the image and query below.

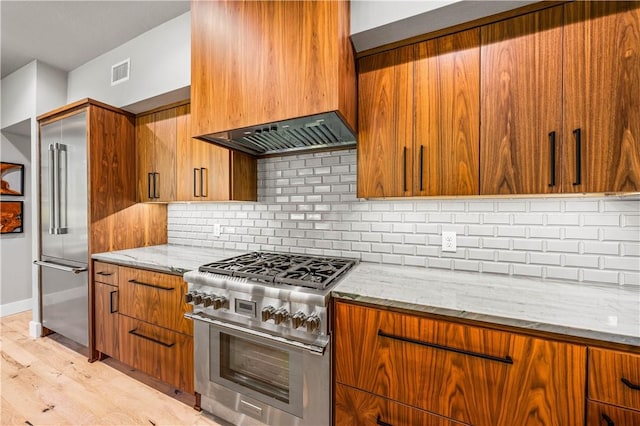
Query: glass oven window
219,333,290,403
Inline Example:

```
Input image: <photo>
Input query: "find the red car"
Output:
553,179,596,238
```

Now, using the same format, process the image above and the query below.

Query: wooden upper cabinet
190,0,356,137
563,1,640,193
176,104,257,202
357,46,413,198
480,6,563,195
136,108,177,202
414,29,480,196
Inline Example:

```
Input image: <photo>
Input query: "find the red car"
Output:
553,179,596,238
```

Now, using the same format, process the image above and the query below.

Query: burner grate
198,252,356,290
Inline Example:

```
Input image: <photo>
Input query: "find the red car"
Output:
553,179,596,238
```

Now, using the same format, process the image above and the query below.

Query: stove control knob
202,295,214,308
184,292,194,304
192,293,203,305
261,306,276,322
212,296,228,310
305,315,321,333
291,311,307,329
274,308,290,325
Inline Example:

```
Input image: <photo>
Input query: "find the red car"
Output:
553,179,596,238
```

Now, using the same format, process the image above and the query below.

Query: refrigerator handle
48,144,57,234
34,260,87,274
56,143,68,234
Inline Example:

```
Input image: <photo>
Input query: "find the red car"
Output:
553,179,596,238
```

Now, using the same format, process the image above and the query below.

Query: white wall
0,126,33,315
66,11,190,113
350,1,540,52
35,61,68,116
1,61,36,128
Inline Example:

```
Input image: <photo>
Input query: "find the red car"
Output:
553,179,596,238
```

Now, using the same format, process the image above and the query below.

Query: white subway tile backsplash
169,149,638,287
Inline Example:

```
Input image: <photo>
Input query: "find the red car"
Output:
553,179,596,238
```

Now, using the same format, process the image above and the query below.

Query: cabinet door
230,150,257,201
200,141,231,201
118,315,193,393
587,401,640,426
136,113,155,202
95,282,118,358
336,383,465,426
357,46,413,198
175,104,200,202
563,1,640,193
414,29,480,196
480,7,563,194
119,267,193,336
335,301,586,426
152,108,176,202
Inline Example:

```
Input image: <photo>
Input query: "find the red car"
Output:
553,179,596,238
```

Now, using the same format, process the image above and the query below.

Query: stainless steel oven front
192,316,330,426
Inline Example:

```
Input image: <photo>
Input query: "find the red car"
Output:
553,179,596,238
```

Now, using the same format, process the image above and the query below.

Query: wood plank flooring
1,311,221,426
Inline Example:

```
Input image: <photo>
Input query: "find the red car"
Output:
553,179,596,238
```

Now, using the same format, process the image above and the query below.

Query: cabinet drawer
118,315,193,393
589,348,640,411
336,383,464,426
587,401,640,426
119,267,192,336
93,261,118,285
335,302,586,426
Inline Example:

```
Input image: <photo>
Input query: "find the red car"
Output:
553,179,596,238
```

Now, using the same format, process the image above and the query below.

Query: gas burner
198,251,357,290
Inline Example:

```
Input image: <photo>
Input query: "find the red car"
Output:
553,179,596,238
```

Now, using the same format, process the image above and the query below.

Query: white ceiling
0,1,190,78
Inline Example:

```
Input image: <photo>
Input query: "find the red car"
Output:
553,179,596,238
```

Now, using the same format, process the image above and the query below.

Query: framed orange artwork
1,162,24,196
0,200,23,234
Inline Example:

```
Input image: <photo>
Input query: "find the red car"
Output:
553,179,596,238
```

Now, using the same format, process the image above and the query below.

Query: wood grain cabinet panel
414,28,480,196
480,6,563,195
334,301,586,426
335,383,465,426
357,46,413,198
175,103,257,202
190,0,356,138
589,347,640,411
136,108,177,202
118,315,193,394
93,261,118,286
94,281,119,359
119,267,193,336
587,401,640,426
563,1,640,193
357,29,480,198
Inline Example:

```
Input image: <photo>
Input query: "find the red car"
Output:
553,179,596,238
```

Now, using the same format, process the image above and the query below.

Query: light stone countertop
333,262,640,347
92,244,246,275
92,244,640,347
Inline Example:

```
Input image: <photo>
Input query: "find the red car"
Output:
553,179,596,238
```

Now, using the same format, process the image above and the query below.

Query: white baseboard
0,298,32,317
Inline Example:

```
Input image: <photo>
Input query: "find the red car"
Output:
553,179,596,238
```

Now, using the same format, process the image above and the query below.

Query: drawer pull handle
376,415,392,426
621,377,640,391
128,328,175,348
96,271,113,276
601,413,614,426
378,330,513,365
128,279,174,291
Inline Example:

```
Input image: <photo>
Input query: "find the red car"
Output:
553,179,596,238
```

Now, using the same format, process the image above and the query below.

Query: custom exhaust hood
190,0,357,158
199,112,356,157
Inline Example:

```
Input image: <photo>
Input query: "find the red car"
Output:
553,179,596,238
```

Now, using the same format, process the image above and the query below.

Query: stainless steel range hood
199,112,356,157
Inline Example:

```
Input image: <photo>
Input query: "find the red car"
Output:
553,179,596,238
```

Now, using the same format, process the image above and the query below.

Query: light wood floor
1,311,222,425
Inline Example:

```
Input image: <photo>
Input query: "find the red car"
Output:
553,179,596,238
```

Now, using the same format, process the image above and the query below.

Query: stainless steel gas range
183,251,357,426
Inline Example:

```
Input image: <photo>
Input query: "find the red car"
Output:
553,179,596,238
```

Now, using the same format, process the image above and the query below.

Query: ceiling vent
111,58,130,86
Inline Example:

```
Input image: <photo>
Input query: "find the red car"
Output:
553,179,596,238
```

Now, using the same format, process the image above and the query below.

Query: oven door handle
185,312,328,356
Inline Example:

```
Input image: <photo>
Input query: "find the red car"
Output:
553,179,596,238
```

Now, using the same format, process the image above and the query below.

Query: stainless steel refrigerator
36,110,89,347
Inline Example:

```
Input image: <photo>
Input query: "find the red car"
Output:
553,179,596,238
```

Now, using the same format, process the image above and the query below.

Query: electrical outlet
442,231,457,252
213,223,221,237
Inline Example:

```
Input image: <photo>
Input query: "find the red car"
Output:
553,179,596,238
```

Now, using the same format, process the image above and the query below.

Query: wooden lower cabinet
334,301,587,426
336,383,464,426
119,266,193,336
118,315,193,394
94,282,119,359
587,401,640,426
589,348,640,411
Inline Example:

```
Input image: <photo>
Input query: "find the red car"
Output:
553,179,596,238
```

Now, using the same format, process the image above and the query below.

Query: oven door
192,316,330,425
